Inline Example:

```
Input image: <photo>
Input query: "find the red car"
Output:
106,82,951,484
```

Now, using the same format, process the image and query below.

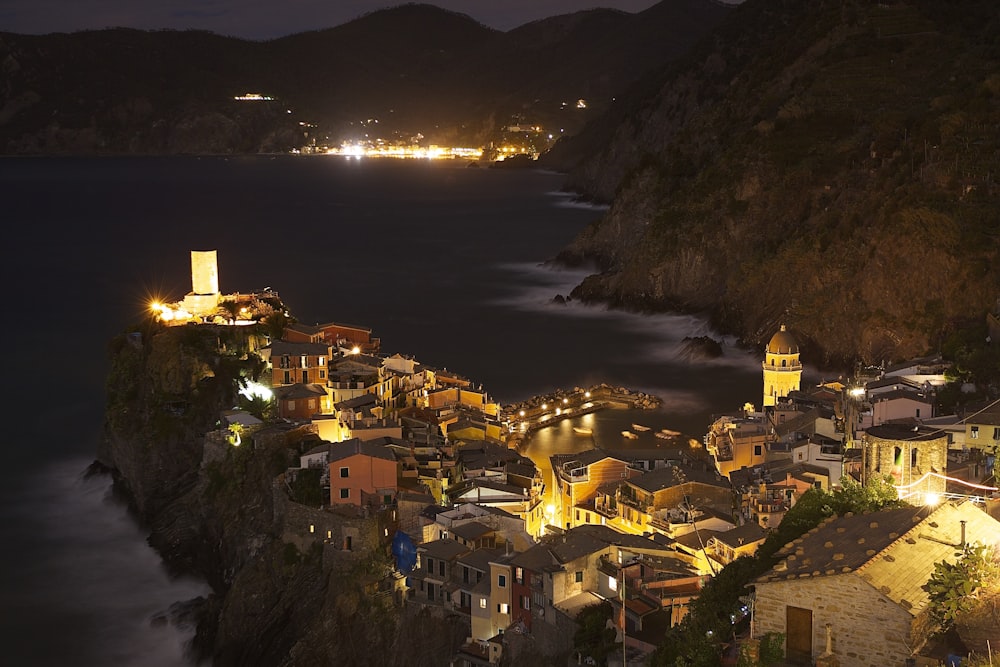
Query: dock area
503,383,661,449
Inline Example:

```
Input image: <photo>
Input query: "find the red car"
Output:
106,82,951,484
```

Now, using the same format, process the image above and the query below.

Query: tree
922,542,1000,633
573,602,617,666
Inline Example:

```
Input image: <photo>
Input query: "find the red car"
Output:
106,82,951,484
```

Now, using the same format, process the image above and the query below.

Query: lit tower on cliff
181,250,221,316
762,324,802,407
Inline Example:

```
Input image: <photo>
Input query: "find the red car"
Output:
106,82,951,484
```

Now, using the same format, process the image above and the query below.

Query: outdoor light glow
850,387,866,397
924,492,941,506
541,403,547,410
563,398,568,404
240,380,273,401
584,391,591,398
351,346,361,354
519,410,525,417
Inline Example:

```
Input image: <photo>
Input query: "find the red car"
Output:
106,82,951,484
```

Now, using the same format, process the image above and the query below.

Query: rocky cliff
543,0,1000,366
99,321,469,666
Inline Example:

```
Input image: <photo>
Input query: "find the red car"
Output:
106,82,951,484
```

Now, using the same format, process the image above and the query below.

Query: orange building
550,448,638,531
328,439,398,507
262,340,331,386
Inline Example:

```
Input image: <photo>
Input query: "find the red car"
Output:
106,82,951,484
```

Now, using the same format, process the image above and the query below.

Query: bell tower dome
762,324,801,407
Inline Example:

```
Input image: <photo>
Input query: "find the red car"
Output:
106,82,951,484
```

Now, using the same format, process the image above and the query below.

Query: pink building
328,439,398,507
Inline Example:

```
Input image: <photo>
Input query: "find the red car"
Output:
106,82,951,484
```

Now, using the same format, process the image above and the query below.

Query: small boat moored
622,430,639,440
631,423,651,432
573,427,593,435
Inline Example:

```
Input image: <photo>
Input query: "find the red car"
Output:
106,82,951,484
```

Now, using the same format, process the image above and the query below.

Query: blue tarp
391,530,417,574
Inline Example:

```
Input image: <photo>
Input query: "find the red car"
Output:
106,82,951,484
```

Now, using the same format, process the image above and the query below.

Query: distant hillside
542,0,1000,366
0,1,729,154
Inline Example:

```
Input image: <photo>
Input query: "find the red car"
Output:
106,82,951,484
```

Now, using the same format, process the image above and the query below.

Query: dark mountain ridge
0,1,730,154
541,0,1000,367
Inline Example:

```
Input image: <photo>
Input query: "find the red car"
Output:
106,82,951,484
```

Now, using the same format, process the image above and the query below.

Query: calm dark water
0,156,771,665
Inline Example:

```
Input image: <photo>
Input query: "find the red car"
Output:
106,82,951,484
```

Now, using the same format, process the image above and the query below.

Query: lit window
609,575,617,592
498,603,509,614
479,598,487,609
971,426,979,439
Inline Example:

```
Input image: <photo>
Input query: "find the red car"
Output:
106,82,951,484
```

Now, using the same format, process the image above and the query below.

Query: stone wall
754,573,916,667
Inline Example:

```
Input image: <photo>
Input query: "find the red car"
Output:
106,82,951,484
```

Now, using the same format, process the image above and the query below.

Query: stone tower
181,250,221,316
762,325,802,407
191,250,219,296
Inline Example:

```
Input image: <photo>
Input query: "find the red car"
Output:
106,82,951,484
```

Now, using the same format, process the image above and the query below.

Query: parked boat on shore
658,428,681,438
573,427,593,435
631,423,651,432
622,430,639,440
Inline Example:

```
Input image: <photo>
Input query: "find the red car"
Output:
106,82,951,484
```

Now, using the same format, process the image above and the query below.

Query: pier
502,383,661,449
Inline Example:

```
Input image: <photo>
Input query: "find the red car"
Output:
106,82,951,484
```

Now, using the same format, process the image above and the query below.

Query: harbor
502,383,663,449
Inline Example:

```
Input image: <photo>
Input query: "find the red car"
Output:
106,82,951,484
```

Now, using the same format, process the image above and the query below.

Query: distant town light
351,346,361,355
924,492,941,506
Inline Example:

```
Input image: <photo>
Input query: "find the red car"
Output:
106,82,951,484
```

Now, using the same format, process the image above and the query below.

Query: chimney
960,520,967,548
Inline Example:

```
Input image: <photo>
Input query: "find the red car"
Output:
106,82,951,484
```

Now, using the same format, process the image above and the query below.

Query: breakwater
503,383,661,448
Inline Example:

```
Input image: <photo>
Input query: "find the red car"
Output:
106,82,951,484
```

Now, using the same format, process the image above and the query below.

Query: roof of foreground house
756,501,1000,616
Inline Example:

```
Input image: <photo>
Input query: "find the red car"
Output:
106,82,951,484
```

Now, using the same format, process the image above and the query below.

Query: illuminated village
154,251,1000,667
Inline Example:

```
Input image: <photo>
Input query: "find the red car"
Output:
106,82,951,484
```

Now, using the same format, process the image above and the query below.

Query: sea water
0,155,774,665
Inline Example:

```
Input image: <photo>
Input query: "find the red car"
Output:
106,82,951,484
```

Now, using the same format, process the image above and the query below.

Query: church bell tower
762,325,802,407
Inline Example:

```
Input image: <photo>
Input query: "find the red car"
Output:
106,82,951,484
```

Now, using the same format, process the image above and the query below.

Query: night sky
2,0,663,40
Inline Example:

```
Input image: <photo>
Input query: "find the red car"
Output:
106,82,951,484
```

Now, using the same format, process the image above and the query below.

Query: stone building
753,501,1000,666
862,424,948,502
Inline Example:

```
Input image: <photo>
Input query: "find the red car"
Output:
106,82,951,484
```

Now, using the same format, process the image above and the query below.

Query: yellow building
762,325,802,407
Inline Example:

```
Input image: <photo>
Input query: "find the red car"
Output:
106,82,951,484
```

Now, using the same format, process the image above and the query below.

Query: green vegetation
922,542,1000,633
556,0,1000,366
573,602,618,666
289,468,324,507
737,632,785,667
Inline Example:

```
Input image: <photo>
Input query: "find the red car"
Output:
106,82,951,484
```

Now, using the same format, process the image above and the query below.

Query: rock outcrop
544,0,1000,367
99,321,468,666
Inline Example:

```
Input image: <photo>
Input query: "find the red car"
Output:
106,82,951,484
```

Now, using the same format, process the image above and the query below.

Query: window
340,488,349,499
498,574,507,588
575,510,580,522
971,426,980,439
463,566,470,584
575,571,583,583
300,355,307,368
479,598,487,609
911,449,918,467
302,371,309,383
498,603,509,615
754,445,762,456
319,356,326,366
781,359,787,367
515,567,523,585
287,399,295,410
340,467,349,478
438,561,445,577
520,595,530,610
461,592,471,608
426,558,434,573
609,575,617,592
320,370,326,379
994,427,1000,440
